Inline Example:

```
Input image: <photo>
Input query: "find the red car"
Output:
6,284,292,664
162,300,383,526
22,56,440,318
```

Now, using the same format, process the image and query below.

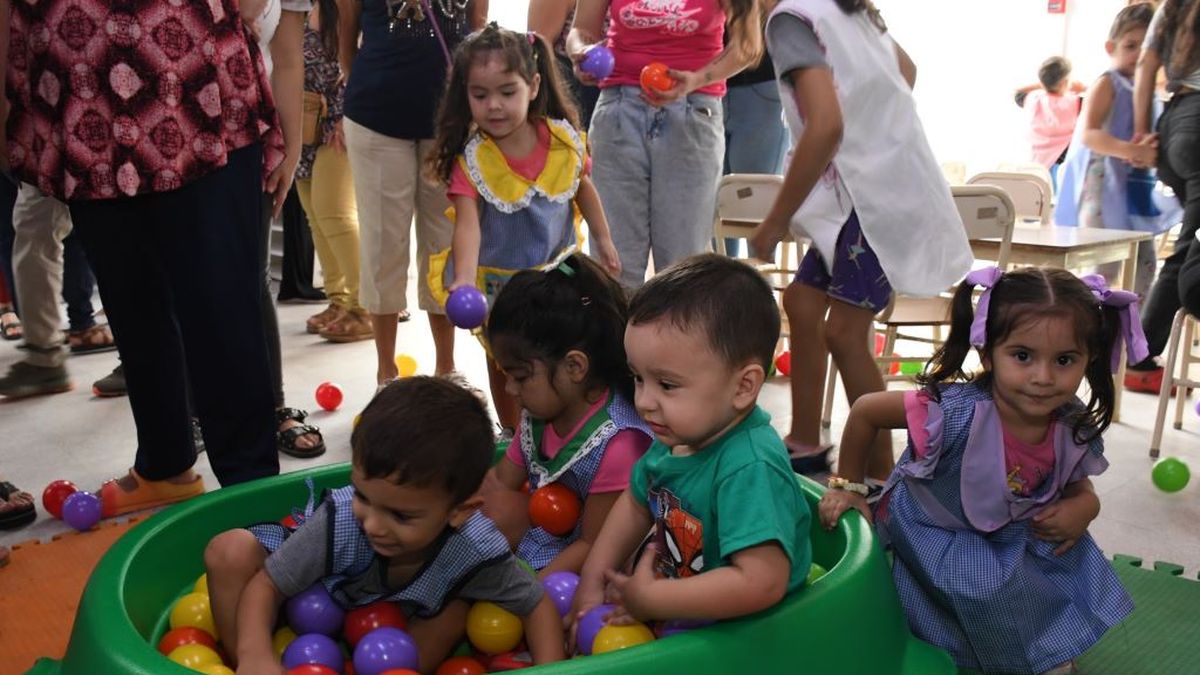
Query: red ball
315,382,344,411
436,656,486,675
286,665,338,675
378,671,420,675
343,601,408,647
42,479,79,519
774,351,791,377
639,62,674,93
156,626,219,655
528,483,581,536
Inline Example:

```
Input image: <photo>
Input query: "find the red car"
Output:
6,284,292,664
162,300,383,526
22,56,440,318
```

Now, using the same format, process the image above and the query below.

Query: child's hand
602,543,661,623
748,216,788,263
1032,492,1099,556
818,490,871,530
1129,135,1159,169
595,237,622,278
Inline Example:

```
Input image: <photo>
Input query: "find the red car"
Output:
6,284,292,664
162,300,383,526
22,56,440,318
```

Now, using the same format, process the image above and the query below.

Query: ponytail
916,281,980,397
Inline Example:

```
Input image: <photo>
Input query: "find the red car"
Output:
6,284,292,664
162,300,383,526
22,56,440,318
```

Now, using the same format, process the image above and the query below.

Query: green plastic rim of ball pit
26,464,953,675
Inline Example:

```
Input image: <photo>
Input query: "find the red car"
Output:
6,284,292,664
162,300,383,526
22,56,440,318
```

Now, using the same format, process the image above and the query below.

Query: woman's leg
414,139,456,376
258,194,286,410
589,87,653,287
306,146,371,343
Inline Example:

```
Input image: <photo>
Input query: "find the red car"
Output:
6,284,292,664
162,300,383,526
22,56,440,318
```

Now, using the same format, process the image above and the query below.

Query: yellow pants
296,145,362,311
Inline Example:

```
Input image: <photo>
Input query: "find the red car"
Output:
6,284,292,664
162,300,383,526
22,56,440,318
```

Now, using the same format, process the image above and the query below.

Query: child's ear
562,349,590,384
529,72,541,101
448,495,484,528
732,361,766,411
1105,40,1116,57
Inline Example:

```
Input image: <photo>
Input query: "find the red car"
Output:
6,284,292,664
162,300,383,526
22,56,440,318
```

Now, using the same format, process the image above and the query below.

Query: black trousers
70,145,278,486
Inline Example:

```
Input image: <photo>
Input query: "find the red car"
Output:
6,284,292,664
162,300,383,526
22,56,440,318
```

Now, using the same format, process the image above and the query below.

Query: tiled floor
2,288,1199,575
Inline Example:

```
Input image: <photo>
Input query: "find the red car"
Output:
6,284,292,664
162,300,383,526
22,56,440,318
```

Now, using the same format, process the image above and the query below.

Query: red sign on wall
1048,0,1067,13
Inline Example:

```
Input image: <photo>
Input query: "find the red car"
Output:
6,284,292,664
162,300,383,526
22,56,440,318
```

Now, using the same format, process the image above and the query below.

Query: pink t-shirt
505,394,651,494
603,0,728,97
1026,90,1081,168
448,120,591,200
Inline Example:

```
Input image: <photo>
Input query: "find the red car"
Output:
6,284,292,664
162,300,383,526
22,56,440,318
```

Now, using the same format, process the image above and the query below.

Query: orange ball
436,656,486,675
639,62,674,92
528,483,581,536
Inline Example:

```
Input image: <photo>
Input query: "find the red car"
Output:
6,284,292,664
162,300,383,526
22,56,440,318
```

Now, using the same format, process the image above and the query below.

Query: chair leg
1151,310,1186,457
821,357,838,429
1173,317,1194,430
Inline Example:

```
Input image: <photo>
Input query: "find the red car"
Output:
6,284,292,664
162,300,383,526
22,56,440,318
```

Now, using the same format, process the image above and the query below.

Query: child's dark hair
918,267,1119,442
429,23,579,184
1038,56,1072,91
351,376,494,503
314,0,341,61
628,254,780,372
486,253,632,401
834,0,887,32
1110,2,1154,41
1155,0,1200,80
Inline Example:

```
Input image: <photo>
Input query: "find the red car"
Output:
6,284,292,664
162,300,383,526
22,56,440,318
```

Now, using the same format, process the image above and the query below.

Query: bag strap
420,0,453,66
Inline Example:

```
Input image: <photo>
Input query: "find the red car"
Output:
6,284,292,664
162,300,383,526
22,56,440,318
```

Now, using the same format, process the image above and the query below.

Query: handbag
301,90,326,146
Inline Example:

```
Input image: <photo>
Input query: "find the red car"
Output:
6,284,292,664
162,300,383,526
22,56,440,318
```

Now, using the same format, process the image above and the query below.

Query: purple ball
353,626,419,675
282,633,344,672
581,45,615,80
61,491,101,531
656,618,714,637
445,286,488,330
575,603,614,656
541,571,580,618
286,583,346,636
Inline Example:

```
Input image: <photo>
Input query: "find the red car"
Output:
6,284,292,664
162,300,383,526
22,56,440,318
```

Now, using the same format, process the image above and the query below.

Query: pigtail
916,281,981,397
1071,304,1121,443
557,255,633,401
427,27,484,184
315,0,340,61
527,31,580,130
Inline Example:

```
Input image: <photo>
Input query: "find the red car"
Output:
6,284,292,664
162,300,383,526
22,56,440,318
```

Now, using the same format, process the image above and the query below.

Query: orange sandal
99,469,206,517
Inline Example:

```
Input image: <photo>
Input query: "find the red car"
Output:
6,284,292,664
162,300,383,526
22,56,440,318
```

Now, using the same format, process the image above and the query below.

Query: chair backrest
951,184,1016,269
713,173,785,255
940,161,967,186
967,170,1052,225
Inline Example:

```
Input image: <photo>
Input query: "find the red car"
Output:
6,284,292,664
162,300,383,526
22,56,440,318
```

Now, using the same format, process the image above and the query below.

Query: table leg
1112,242,1139,424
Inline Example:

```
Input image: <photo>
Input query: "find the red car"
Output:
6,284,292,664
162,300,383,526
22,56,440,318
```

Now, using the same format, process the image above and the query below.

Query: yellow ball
193,573,208,595
272,626,298,659
196,665,236,675
169,592,218,640
353,413,362,429
592,623,655,654
394,354,418,378
167,644,223,670
466,601,523,654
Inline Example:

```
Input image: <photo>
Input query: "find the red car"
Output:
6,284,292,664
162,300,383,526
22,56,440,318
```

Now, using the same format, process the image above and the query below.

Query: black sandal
276,407,326,459
0,480,37,530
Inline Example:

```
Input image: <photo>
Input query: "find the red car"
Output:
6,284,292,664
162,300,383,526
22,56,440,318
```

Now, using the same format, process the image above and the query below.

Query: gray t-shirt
765,13,828,85
264,504,544,616
1145,5,1200,92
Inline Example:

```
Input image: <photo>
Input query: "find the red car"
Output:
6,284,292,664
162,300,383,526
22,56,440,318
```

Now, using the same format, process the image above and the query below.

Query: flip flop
0,480,37,530
99,469,206,518
0,311,21,341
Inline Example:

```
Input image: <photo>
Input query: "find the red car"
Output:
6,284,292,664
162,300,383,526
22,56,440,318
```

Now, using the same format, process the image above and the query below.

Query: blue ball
286,583,346,636
61,491,101,532
282,633,343,672
353,626,419,675
445,286,488,330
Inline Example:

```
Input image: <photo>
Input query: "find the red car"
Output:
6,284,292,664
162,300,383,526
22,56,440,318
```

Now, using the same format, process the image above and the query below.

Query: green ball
806,562,828,585
1152,457,1191,493
899,361,922,376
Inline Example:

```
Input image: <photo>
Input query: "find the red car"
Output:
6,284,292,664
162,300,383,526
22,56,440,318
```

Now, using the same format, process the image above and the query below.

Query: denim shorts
795,211,892,312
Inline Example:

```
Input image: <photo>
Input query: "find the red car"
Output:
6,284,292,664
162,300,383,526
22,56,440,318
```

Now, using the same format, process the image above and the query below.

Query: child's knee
204,529,266,576
824,316,870,357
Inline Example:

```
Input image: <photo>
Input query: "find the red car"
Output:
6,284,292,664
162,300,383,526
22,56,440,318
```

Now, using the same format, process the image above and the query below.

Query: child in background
428,24,622,436
750,0,973,478
205,377,565,673
1055,2,1172,299
1016,56,1087,190
820,267,1140,675
575,255,811,627
483,253,652,575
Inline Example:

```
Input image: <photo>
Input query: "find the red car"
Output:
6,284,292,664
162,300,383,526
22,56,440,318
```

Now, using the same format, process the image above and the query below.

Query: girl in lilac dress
819,267,1145,674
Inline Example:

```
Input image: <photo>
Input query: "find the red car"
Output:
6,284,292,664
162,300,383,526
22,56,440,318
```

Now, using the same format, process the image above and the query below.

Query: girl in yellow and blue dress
428,24,622,433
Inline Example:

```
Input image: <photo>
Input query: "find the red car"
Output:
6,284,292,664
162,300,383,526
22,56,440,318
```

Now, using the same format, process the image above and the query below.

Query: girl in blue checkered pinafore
819,267,1147,674
426,26,623,434
482,253,652,573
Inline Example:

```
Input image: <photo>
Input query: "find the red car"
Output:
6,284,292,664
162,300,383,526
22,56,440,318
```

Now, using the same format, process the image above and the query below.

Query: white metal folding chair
968,170,1052,225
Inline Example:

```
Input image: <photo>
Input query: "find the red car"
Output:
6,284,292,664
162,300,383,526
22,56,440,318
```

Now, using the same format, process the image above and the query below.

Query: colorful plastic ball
283,633,344,672
774,351,791,377
274,626,300,659
286,666,340,675
465,601,523,655
197,665,236,675
541,571,580,617
446,286,488,330
377,671,420,675
344,601,408,648
394,354,418,378
157,626,219,655
193,573,209,595
287,583,347,636
593,622,655,654
353,626,419,675
315,382,344,412
61,491,102,531
1152,457,1191,493
639,62,674,93
436,656,487,675
169,592,217,638
515,558,537,579
807,561,828,585
42,479,78,519
167,644,224,670
899,361,923,376
574,603,614,656
580,45,615,80
528,483,581,536
655,618,713,638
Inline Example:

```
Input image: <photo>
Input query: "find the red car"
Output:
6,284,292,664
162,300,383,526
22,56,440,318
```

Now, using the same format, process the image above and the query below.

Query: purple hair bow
1080,274,1150,371
965,266,1004,349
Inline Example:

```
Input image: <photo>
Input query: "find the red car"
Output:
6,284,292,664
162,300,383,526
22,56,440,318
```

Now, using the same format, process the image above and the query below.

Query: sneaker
93,365,127,397
0,361,73,399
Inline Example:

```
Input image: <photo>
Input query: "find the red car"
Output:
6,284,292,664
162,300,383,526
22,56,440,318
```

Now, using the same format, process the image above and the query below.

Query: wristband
828,476,869,497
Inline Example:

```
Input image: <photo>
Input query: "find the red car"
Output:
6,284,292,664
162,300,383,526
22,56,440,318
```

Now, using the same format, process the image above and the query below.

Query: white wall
491,1,529,29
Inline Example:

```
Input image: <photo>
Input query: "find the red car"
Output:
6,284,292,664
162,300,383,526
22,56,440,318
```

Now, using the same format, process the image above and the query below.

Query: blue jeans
722,80,789,256
590,86,725,287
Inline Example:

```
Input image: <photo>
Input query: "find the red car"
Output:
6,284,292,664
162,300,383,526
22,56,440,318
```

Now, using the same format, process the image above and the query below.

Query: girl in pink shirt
482,253,652,577
1016,57,1086,182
